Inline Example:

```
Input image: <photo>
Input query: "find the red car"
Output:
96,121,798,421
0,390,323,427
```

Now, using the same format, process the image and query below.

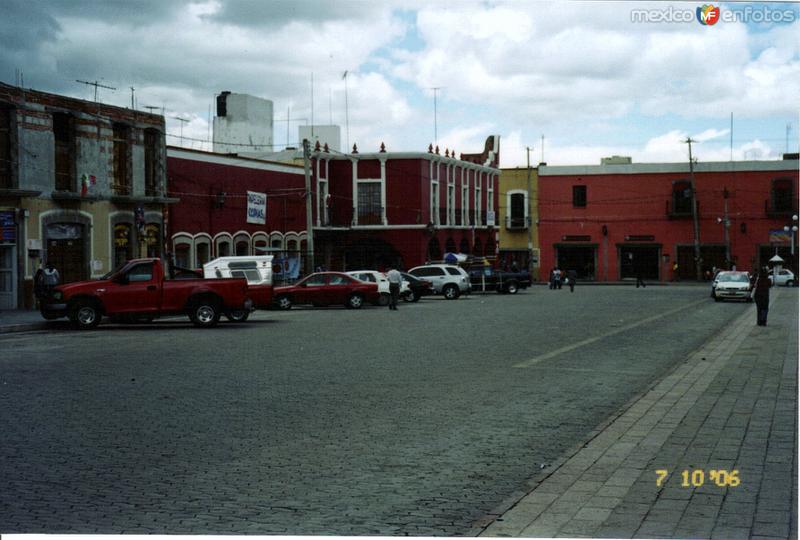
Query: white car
712,271,753,302
346,270,410,305
768,269,796,287
408,264,471,300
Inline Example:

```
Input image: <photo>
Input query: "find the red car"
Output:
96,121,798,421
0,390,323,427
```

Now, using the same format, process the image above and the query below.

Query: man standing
753,268,771,326
43,262,60,293
386,267,403,311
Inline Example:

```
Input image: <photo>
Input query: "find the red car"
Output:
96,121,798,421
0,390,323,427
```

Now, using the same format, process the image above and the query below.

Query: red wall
168,155,306,237
539,166,799,280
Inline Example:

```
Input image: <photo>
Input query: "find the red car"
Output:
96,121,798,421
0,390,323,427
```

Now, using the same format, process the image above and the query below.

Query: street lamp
784,214,799,256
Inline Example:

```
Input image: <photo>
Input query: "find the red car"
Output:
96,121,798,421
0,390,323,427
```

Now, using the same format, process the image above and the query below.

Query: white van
203,256,273,285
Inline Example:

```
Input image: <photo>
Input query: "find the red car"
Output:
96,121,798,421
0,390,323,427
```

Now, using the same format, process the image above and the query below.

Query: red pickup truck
40,258,252,329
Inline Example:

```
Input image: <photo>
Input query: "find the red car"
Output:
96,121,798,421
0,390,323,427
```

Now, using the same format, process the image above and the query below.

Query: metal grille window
672,182,692,214
509,192,526,228
357,182,382,225
113,123,130,195
0,106,11,189
53,113,73,191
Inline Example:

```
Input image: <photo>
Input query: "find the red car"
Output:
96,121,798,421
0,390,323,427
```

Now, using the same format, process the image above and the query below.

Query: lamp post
784,214,798,257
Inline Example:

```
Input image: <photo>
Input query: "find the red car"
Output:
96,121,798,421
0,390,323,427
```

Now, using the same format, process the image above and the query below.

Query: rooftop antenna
428,86,443,147
541,134,545,163
143,106,160,115
172,116,189,147
310,72,315,138
342,70,350,150
787,123,792,154
130,86,135,109
76,79,116,102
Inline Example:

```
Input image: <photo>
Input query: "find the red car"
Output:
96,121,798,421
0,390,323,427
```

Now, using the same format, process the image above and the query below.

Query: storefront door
0,245,16,309
46,223,87,285
619,246,660,280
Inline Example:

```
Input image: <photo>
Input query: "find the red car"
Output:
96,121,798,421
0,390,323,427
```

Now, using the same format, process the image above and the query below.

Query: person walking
672,261,679,281
386,267,403,311
567,269,577,293
553,267,563,289
753,268,771,326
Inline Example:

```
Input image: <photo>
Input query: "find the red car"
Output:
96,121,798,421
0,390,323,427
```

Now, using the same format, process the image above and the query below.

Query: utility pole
722,187,730,267
76,79,116,102
540,135,545,163
130,86,135,109
686,137,703,280
303,139,315,274
526,146,534,276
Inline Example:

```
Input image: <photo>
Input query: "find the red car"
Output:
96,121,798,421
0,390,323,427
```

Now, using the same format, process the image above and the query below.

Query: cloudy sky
3,0,798,166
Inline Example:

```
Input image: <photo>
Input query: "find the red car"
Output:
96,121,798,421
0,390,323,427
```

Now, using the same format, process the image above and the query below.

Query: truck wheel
275,295,292,310
443,284,460,300
346,293,364,309
190,300,221,328
506,281,519,294
70,300,102,330
226,310,250,322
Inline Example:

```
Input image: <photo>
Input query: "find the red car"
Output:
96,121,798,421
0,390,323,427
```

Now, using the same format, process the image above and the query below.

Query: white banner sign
486,210,496,227
247,191,267,224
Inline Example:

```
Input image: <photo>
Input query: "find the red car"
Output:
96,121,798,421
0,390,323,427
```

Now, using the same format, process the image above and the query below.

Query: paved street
0,285,793,535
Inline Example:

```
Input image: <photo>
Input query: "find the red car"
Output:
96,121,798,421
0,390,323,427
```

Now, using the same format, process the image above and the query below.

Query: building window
53,113,74,191
113,223,133,268
235,240,249,256
672,181,692,214
145,223,161,258
357,182,382,225
507,192,527,229
459,238,469,254
572,185,587,208
447,185,455,225
462,182,469,225
427,237,441,260
772,178,794,213
431,181,439,225
217,239,231,257
0,105,12,189
112,123,130,195
318,179,329,225
174,243,191,268
144,129,159,196
196,240,210,266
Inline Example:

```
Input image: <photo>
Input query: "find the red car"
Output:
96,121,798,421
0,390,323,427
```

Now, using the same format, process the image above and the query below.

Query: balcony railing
113,183,132,196
666,199,697,219
765,199,798,217
506,216,529,230
357,207,383,225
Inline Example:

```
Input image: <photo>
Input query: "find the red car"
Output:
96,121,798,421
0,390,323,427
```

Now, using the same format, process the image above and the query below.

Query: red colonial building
166,147,307,270
311,136,501,271
538,156,799,282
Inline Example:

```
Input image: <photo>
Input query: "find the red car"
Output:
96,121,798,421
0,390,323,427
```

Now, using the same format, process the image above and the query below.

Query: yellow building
498,167,539,280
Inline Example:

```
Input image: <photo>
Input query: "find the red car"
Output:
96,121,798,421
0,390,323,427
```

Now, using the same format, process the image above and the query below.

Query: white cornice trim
539,160,799,176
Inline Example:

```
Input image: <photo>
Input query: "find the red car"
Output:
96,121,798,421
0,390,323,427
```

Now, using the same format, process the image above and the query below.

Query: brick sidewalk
479,290,797,539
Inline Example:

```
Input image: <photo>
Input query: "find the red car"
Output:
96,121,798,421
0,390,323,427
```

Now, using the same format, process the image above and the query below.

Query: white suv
408,264,471,299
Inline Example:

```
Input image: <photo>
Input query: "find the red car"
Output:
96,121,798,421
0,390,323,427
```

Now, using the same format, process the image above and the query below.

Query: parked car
712,271,753,302
408,264,471,299
400,272,434,302
39,258,252,329
346,270,411,306
768,269,796,287
203,256,274,321
466,264,531,294
273,272,380,310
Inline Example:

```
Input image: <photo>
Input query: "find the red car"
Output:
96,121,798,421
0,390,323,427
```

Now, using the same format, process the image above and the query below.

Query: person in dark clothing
510,260,520,273
753,269,772,326
567,269,577,292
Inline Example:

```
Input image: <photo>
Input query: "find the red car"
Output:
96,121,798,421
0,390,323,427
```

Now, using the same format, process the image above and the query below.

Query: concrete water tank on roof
601,155,633,165
212,92,274,154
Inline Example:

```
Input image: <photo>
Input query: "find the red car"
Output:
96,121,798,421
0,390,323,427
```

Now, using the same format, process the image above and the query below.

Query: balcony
113,183,132,197
765,199,798,218
506,216,529,230
357,207,383,225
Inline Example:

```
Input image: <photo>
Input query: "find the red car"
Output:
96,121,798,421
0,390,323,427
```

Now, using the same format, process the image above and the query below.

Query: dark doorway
556,245,596,279
677,245,726,280
619,245,659,280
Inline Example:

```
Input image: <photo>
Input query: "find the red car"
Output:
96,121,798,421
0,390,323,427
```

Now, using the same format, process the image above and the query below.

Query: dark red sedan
273,272,380,310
